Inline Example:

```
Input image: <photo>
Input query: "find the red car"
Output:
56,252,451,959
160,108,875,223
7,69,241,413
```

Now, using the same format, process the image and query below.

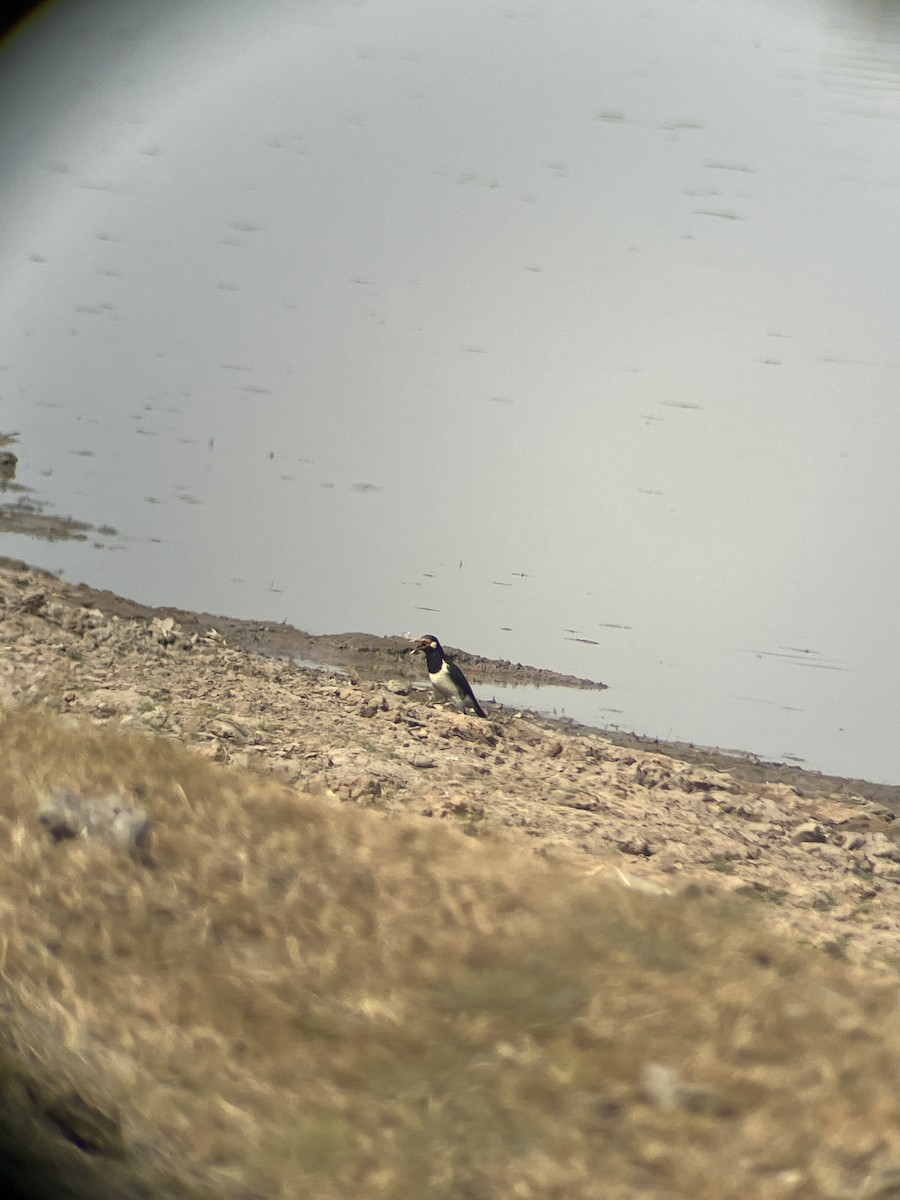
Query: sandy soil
2,555,900,971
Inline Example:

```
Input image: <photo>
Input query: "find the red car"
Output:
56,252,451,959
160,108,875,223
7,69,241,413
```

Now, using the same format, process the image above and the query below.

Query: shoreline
2,553,895,811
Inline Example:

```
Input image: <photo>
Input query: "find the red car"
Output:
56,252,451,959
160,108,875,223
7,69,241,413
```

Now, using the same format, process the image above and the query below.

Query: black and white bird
412,634,486,718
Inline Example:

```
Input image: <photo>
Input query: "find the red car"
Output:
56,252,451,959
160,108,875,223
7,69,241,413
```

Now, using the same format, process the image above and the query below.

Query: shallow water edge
3,553,897,813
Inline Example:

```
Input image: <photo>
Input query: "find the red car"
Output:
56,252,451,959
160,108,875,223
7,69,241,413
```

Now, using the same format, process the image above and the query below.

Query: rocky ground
2,556,900,972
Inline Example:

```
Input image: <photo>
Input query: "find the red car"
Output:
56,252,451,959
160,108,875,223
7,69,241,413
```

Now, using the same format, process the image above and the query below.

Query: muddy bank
2,555,895,811
1,558,606,690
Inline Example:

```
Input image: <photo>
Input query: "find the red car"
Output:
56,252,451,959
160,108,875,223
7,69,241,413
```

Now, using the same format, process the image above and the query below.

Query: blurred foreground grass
0,707,898,1200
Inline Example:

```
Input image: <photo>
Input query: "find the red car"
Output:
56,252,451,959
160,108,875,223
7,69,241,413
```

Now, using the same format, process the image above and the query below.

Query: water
1,0,899,782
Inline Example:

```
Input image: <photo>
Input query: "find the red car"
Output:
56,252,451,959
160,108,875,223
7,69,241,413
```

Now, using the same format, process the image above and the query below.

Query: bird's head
411,634,440,654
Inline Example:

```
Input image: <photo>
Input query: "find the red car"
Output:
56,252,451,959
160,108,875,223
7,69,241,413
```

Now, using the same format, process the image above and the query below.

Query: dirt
2,555,900,972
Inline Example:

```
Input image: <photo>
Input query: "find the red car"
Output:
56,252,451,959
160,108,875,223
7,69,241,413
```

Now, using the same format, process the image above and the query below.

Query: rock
327,774,383,804
189,741,227,762
139,707,170,731
17,590,47,614
791,822,828,844
85,687,145,717
38,788,151,856
834,831,867,851
441,799,485,820
869,860,900,881
759,782,800,804
509,719,546,746
681,769,740,795
735,796,793,823
151,616,178,645
863,832,900,862
650,842,691,871
634,761,675,790
207,717,249,742
618,836,653,857
552,789,601,811
802,843,849,867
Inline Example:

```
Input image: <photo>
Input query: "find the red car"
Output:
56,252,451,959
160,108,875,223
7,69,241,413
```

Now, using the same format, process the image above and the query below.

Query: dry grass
0,707,899,1199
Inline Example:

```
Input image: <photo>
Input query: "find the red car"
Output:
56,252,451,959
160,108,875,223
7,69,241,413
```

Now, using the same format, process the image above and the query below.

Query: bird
412,634,486,718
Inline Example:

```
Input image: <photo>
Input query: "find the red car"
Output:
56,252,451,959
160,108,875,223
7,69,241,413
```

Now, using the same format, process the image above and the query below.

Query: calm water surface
1,0,899,781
